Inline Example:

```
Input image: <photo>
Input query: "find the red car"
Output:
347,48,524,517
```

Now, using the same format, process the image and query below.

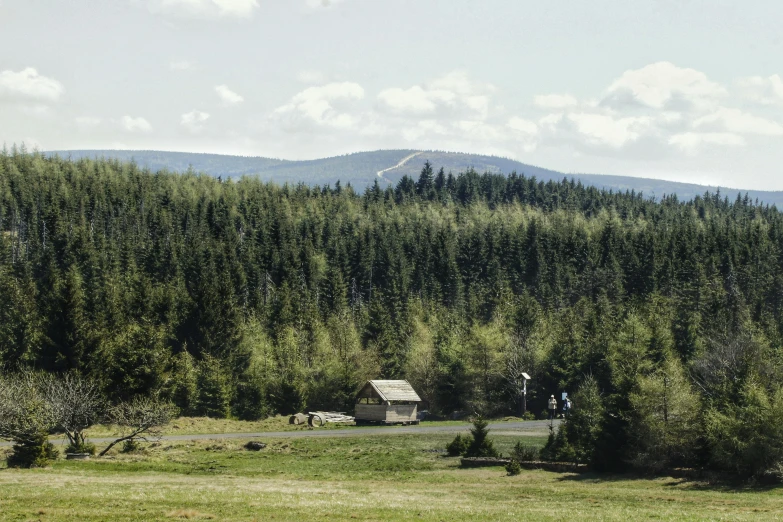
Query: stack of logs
288,412,355,427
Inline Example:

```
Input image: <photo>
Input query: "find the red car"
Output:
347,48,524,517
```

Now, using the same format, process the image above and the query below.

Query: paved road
0,420,560,447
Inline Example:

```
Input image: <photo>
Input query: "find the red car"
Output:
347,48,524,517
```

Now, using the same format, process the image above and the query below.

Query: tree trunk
99,433,139,457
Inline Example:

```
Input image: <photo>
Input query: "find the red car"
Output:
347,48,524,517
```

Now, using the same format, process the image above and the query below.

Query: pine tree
464,416,499,458
628,355,700,470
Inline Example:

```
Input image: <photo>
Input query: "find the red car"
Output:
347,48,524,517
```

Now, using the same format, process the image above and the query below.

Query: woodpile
307,412,355,427
288,413,308,425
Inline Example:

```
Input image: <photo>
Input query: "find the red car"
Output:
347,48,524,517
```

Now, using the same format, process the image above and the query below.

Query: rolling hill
48,149,783,207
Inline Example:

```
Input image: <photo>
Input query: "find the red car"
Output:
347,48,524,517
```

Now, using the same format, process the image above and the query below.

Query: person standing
548,395,557,420
563,397,571,418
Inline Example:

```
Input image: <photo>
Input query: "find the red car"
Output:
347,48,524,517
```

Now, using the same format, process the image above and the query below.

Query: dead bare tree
99,396,178,456
43,372,105,452
690,330,761,399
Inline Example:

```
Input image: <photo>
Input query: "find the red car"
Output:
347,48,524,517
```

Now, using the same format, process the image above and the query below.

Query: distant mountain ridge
48,149,783,207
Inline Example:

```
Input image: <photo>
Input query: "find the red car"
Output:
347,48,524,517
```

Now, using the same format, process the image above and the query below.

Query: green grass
3,416,542,450
83,415,310,438
1,431,781,521
81,415,527,439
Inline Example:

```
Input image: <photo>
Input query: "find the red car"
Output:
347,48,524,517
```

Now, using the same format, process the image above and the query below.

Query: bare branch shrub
99,396,178,456
43,372,105,452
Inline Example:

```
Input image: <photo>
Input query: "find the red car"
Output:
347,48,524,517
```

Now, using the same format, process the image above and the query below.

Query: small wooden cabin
355,380,422,425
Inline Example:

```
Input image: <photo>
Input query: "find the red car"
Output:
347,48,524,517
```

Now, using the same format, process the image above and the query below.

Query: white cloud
534,94,578,109
148,0,258,19
121,115,153,133
602,61,726,111
215,84,244,105
694,108,783,136
566,113,651,148
274,81,365,130
429,70,495,96
525,63,783,159
539,113,564,128
378,85,450,114
669,132,745,152
507,116,538,135
0,68,63,102
737,74,783,106
377,71,493,120
181,110,210,132
170,60,194,71
453,120,504,141
401,120,449,142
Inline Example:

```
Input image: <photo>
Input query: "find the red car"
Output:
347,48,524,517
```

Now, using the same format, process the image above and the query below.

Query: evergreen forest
2,147,783,477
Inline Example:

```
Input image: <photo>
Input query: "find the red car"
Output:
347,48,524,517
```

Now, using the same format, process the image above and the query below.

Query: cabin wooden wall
355,404,417,423
355,404,387,421
385,404,417,422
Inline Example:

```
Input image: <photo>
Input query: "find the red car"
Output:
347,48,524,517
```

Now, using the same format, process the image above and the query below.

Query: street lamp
521,372,531,414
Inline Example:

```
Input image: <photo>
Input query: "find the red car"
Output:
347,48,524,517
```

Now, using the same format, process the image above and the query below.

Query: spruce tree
465,416,499,458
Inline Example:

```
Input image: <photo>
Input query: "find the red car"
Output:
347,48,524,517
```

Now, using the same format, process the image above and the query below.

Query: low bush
65,441,96,455
505,459,522,476
510,441,539,462
540,426,576,462
6,435,59,468
446,434,471,456
521,411,536,421
122,439,141,453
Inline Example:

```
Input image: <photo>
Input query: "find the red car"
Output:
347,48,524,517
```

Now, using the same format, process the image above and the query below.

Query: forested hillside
2,148,783,476
51,149,783,206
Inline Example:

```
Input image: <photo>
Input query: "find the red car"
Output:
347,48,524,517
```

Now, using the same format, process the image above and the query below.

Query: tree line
1,146,782,477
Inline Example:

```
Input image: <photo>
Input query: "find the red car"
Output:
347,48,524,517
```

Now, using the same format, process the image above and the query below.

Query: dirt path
376,151,424,183
0,420,559,447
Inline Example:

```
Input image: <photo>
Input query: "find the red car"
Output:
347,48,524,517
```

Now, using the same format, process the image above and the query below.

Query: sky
1,0,783,190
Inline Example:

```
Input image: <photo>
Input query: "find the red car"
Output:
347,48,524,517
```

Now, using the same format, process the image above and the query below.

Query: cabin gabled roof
364,380,422,402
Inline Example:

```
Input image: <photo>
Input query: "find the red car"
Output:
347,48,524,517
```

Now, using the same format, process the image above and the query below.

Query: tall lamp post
521,372,531,414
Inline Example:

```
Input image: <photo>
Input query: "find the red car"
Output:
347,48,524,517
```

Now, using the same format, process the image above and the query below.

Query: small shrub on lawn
505,459,522,476
521,411,536,421
122,439,141,453
510,441,538,462
464,417,499,458
540,426,576,462
6,435,59,468
65,442,96,455
446,434,471,456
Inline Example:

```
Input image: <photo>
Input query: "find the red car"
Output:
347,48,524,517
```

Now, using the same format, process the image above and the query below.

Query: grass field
1,428,781,521
81,416,523,439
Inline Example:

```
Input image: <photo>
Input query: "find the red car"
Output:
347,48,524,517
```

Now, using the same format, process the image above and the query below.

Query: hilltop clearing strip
376,151,423,183
0,420,557,446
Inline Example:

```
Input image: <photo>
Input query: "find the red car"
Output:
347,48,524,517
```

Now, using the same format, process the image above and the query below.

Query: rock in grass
244,441,266,451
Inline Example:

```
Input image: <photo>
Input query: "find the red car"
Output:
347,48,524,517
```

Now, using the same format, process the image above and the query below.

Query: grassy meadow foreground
1,427,781,521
